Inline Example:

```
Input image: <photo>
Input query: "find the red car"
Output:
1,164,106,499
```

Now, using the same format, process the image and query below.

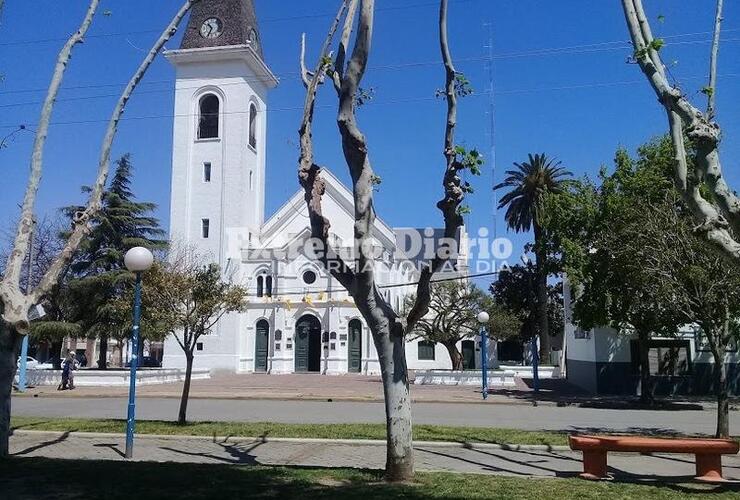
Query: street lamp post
123,247,154,459
477,311,490,400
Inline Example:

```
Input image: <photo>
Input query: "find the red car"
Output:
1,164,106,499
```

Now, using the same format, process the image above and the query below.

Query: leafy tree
627,191,740,436
66,154,166,368
404,281,519,370
494,154,571,359
490,263,563,354
120,251,247,424
544,138,687,403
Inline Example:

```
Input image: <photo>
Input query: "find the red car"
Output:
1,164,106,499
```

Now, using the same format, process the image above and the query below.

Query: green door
295,322,309,373
462,340,476,370
348,320,362,373
295,315,321,372
255,320,269,372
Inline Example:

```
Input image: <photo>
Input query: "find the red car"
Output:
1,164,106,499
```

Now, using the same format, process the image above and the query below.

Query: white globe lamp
477,311,489,324
124,247,154,272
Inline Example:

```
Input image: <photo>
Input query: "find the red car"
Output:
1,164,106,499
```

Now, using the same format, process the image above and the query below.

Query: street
12,396,737,436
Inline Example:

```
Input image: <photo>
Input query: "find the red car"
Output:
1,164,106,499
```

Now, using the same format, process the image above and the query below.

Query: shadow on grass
2,457,739,500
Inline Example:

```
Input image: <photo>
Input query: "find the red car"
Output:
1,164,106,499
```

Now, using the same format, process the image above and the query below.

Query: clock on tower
180,0,264,59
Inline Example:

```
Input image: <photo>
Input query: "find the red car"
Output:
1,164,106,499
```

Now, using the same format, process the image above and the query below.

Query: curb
11,429,571,452
14,392,729,410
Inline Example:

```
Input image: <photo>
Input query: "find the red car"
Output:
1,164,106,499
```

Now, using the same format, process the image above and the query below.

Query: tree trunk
637,329,653,405
368,318,414,481
712,347,729,438
0,322,22,458
50,340,62,369
533,223,550,361
178,351,194,425
98,333,108,370
443,341,463,371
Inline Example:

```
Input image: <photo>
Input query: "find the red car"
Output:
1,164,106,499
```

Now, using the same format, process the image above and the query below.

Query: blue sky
1,0,739,284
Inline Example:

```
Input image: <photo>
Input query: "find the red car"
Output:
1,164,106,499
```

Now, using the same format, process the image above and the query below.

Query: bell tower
166,0,278,266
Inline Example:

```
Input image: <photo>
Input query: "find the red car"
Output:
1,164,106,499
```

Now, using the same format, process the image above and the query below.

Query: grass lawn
11,416,568,446
1,458,737,499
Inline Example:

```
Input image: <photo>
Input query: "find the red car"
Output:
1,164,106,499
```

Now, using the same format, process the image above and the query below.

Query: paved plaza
9,431,740,481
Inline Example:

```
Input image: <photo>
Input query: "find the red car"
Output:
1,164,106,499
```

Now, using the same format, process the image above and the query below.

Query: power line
3,70,739,131
245,270,501,298
0,0,478,48
1,29,737,98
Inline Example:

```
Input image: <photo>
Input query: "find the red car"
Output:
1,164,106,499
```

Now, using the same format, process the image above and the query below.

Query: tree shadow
160,437,263,465
13,431,71,456
92,443,125,458
568,426,710,438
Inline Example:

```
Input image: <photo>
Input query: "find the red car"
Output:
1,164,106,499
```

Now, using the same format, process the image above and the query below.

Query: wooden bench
569,435,739,481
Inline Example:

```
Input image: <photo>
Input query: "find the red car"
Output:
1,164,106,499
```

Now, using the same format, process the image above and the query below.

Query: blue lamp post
123,246,154,459
477,311,490,400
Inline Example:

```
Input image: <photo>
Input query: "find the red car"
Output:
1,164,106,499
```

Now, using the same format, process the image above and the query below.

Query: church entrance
295,315,322,373
348,319,362,373
255,320,269,372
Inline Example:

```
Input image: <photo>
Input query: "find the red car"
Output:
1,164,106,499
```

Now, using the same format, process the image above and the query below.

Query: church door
295,315,322,373
255,320,269,372
348,319,362,373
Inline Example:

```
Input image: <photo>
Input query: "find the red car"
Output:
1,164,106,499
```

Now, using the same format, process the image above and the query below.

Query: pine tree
66,154,167,369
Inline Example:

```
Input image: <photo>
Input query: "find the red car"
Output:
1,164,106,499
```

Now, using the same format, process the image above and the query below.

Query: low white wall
498,365,556,379
413,369,516,387
16,368,210,387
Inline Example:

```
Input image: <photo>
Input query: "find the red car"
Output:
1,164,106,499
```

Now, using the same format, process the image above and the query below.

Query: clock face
200,18,223,39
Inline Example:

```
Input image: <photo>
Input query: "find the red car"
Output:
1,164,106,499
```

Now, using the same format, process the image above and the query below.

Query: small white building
563,279,740,395
162,0,469,375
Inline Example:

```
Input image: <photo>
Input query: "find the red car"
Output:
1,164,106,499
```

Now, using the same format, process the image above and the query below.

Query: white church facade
161,0,470,375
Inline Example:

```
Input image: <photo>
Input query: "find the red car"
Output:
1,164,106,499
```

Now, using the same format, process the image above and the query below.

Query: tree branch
0,0,99,328
406,0,466,331
333,0,359,94
621,0,740,260
298,0,356,291
707,0,723,119
31,0,200,307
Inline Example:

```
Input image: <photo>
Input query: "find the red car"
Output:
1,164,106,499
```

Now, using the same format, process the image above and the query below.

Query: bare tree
0,0,200,458
298,0,478,480
621,0,740,260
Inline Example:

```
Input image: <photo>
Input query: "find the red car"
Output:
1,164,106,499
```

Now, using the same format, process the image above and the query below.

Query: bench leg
580,450,608,480
695,454,724,482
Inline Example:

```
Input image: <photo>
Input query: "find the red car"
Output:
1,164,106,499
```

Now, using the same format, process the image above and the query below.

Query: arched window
265,276,273,297
198,94,220,139
249,170,254,191
256,276,264,298
248,103,258,149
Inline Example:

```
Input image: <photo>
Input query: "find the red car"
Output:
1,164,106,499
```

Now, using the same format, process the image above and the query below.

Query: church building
161,0,469,375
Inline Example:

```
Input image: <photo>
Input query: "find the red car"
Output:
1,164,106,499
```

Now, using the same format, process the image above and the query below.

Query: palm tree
494,153,571,360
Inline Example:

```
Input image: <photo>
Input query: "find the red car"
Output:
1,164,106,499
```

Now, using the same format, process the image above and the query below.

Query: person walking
68,352,80,390
58,351,73,390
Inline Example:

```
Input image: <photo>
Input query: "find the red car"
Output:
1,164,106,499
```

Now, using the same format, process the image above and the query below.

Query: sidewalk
10,430,740,480
14,372,728,409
